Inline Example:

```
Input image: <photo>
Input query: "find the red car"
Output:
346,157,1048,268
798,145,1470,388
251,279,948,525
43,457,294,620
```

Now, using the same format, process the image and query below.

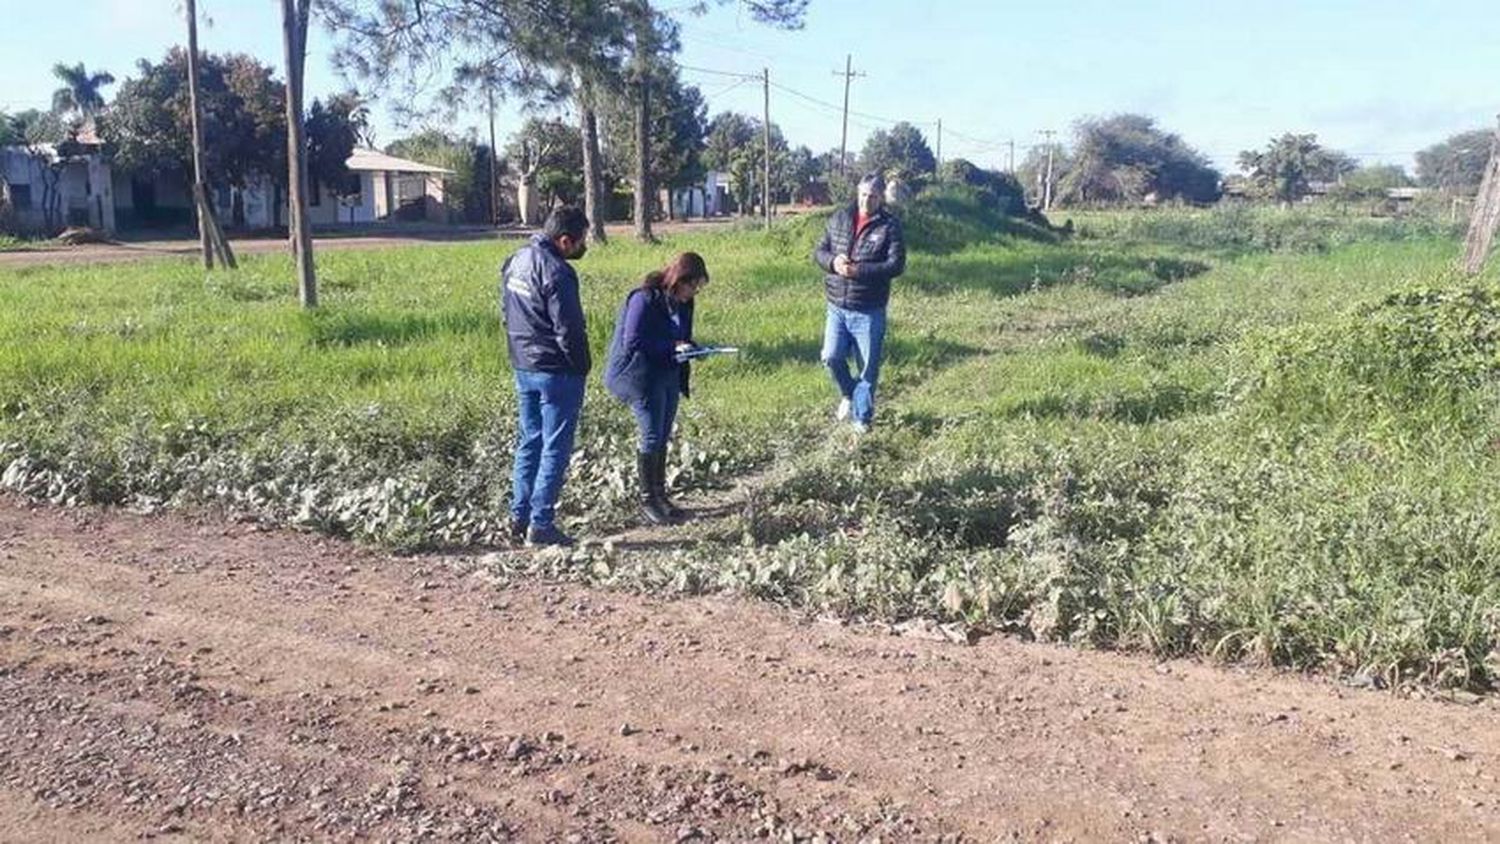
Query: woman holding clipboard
604,251,713,525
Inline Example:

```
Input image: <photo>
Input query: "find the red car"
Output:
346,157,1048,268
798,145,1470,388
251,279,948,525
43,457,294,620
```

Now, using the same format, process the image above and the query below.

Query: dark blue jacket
603,287,695,402
813,203,907,311
500,234,591,375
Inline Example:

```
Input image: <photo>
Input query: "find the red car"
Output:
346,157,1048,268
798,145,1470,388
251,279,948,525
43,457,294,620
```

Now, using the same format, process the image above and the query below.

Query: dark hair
858,172,886,194
543,206,589,241
641,251,709,296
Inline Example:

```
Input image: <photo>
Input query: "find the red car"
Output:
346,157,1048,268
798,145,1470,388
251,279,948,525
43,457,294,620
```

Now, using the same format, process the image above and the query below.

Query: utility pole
1007,138,1016,174
935,119,942,170
762,67,772,229
833,55,865,178
1041,129,1057,211
487,86,499,228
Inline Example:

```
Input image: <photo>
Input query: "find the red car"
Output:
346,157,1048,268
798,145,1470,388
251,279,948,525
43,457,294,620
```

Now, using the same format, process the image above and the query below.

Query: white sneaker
851,420,870,434
836,398,852,421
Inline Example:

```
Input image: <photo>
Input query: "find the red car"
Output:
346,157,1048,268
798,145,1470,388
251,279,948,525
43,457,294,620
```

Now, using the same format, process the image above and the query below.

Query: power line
678,63,760,80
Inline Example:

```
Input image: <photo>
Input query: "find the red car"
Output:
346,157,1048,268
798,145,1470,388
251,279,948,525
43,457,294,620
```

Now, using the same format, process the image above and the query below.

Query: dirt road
3,497,1499,842
0,219,742,269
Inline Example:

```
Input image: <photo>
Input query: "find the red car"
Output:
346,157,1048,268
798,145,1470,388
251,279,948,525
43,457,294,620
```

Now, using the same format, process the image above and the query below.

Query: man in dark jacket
812,172,906,432
501,206,591,547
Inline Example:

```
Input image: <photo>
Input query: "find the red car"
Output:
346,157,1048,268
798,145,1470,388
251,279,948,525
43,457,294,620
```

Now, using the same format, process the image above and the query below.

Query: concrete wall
1,147,115,234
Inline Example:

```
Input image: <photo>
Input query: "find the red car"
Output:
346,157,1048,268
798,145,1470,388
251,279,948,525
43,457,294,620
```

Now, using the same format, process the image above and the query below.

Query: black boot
637,452,673,526
653,451,686,521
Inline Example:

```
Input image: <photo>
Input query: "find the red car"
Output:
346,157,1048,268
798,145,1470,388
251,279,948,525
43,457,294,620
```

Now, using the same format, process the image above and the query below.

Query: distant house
311,148,455,226
0,130,115,234
2,141,457,236
666,171,733,218
206,147,457,229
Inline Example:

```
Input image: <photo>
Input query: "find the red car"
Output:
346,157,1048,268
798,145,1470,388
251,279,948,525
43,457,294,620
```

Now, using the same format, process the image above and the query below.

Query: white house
306,147,455,226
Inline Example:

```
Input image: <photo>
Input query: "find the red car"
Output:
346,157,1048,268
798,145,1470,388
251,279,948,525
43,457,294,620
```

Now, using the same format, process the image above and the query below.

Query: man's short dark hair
543,206,589,241
858,172,886,194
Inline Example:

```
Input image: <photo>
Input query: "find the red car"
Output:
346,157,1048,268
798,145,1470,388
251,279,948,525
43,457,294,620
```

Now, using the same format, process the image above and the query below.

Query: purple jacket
603,287,695,402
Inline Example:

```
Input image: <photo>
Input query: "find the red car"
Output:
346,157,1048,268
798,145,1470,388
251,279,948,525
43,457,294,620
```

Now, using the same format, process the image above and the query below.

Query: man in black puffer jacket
812,172,907,432
500,206,591,548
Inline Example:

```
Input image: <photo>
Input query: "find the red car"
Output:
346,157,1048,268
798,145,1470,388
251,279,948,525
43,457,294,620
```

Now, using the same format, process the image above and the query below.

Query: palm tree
51,62,115,123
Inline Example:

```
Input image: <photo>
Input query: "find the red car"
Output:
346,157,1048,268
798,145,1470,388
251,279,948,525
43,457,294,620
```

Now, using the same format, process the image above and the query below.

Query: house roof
345,147,454,175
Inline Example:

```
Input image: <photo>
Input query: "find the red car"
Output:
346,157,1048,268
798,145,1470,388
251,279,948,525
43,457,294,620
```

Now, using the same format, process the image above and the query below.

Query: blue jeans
630,375,681,454
510,369,585,529
821,304,887,425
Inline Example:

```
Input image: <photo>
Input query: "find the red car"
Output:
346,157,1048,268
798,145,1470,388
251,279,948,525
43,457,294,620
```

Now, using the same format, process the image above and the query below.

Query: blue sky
2,0,1495,173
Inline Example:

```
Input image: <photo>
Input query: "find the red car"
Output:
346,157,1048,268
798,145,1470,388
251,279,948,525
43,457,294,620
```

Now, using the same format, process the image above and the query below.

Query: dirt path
3,497,1500,842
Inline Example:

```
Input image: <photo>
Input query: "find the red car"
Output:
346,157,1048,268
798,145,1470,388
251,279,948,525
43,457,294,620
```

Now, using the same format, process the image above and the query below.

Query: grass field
3,193,1498,689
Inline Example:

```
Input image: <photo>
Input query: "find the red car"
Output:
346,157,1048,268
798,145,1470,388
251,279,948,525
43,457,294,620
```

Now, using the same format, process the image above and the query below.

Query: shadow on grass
926,251,1209,299
301,310,497,348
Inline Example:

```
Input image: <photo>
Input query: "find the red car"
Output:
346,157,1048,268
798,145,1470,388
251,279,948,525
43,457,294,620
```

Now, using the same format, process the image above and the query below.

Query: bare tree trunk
282,0,317,307
577,83,607,244
632,63,653,242
487,86,499,227
1462,117,1500,276
185,0,215,269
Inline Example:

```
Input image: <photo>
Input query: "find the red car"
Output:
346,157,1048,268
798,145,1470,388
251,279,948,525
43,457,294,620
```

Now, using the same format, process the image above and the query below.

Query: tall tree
859,122,937,184
1328,164,1413,204
102,50,288,191
306,93,367,209
321,0,804,242
1238,133,1356,206
321,0,628,243
601,66,706,219
775,144,817,205
625,2,672,241
50,62,115,127
506,117,585,220
1056,114,1219,206
388,129,495,222
1416,129,1495,194
703,111,759,215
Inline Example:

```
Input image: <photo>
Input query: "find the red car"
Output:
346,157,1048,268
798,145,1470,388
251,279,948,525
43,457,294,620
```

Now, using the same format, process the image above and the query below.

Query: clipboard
674,345,740,363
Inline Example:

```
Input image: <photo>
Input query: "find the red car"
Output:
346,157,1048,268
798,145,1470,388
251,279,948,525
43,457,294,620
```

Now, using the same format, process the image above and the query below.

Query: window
309,180,320,207
10,184,32,210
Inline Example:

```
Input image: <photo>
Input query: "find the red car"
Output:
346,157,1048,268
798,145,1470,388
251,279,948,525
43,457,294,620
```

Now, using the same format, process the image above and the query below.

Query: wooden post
282,0,316,306
1462,116,1500,276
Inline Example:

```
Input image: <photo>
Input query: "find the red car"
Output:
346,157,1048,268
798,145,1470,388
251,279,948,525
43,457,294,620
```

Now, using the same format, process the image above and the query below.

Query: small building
1,136,115,235
667,171,733,219
311,148,455,226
